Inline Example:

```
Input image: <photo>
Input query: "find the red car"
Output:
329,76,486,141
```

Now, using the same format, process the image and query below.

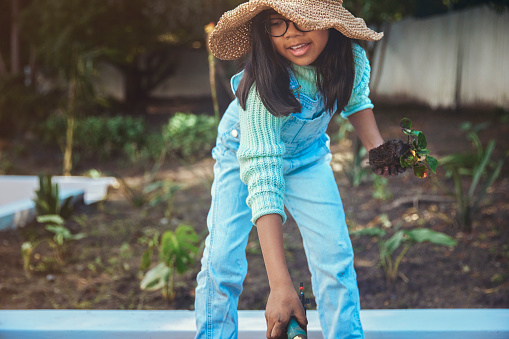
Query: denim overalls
195,68,364,339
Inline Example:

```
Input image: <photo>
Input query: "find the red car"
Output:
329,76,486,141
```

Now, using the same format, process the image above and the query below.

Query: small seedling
21,215,86,275
351,226,457,283
140,225,200,300
399,118,439,178
38,214,86,265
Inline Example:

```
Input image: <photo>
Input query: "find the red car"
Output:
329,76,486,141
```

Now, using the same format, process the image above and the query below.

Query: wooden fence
371,6,509,109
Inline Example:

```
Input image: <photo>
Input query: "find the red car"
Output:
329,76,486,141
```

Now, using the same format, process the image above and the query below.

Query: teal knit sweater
237,44,373,225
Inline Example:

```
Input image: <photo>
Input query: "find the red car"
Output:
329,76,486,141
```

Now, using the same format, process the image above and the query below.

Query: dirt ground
1,103,508,312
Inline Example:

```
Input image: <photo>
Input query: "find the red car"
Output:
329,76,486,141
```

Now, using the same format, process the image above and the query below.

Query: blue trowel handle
287,317,307,339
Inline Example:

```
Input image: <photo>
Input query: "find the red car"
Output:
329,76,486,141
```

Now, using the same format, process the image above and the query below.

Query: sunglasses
264,18,312,37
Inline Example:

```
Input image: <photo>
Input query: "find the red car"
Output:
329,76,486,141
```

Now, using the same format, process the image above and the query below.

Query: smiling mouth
288,43,310,56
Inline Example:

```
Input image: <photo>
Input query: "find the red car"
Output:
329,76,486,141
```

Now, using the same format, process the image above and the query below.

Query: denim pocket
280,110,331,154
218,121,240,154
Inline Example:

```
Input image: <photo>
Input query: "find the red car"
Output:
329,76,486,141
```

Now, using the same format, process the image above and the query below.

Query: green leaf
45,225,70,236
439,153,477,169
400,152,417,168
410,130,420,137
140,262,171,291
71,233,87,241
416,132,427,149
140,248,153,271
160,230,176,263
350,227,387,237
471,158,504,215
459,121,472,132
468,140,495,199
426,156,439,174
37,214,64,225
143,181,164,194
413,164,428,178
383,231,406,256
404,229,457,247
400,118,412,130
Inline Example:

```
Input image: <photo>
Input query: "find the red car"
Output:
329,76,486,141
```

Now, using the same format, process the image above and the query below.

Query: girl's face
268,14,329,66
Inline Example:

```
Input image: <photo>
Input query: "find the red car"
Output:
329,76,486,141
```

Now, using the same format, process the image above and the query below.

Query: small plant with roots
399,118,439,178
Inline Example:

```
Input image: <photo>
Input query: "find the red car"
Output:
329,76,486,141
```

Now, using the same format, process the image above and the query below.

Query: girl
195,1,403,338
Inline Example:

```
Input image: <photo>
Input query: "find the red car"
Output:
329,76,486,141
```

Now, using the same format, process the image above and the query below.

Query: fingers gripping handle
287,282,310,339
287,318,307,339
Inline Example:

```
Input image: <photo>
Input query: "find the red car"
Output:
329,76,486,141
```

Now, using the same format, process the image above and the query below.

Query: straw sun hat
208,0,383,60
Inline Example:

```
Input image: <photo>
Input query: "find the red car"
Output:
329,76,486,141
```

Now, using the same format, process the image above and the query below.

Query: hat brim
209,0,383,60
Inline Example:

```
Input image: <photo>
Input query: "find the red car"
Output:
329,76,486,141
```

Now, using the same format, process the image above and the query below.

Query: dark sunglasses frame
264,18,312,37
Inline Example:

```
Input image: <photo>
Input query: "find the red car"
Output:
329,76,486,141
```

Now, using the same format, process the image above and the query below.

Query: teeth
290,43,307,50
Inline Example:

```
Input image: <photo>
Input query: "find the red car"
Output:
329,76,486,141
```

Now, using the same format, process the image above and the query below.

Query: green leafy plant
140,225,200,300
33,174,74,219
38,215,86,265
399,118,439,178
40,115,151,162
439,122,504,232
162,113,217,160
22,215,86,274
351,226,457,283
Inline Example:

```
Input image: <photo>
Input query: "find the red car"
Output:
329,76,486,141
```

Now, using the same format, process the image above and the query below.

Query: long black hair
236,10,355,117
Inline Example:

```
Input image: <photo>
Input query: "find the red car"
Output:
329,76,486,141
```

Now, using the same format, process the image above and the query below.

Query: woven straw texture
209,0,383,60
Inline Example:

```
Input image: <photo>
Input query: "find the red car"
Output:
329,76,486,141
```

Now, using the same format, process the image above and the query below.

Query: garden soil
1,104,508,312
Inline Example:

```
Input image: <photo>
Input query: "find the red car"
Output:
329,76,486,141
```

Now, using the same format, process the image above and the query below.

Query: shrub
162,113,216,160
74,115,148,159
37,112,217,165
38,114,152,161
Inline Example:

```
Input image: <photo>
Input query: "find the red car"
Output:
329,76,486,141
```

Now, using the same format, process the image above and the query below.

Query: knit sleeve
341,44,375,118
237,85,289,225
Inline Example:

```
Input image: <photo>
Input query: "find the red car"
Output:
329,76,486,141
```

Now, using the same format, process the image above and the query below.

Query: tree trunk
121,49,179,111
11,0,20,74
63,74,76,176
29,45,37,86
0,51,7,77
123,59,148,111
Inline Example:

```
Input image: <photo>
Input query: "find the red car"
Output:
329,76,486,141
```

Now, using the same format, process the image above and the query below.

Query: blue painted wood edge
0,309,508,339
0,189,84,231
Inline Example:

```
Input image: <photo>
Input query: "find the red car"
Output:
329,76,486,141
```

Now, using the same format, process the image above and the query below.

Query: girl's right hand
265,285,307,339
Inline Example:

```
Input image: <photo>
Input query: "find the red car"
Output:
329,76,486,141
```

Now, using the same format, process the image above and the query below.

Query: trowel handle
287,317,307,339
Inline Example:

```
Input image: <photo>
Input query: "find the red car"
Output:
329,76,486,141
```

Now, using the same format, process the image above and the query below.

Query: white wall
151,49,211,98
371,6,509,109
94,49,211,101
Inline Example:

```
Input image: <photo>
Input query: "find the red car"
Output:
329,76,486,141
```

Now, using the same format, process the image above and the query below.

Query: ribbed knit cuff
341,102,374,118
249,191,287,226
